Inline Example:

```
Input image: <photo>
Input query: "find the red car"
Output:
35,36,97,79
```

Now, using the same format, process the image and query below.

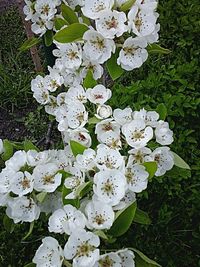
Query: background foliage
0,0,199,266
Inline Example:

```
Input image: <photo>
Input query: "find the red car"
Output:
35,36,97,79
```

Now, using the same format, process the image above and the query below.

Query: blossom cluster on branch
0,1,189,267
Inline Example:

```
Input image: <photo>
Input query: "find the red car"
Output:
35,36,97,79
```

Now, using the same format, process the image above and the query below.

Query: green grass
0,1,200,266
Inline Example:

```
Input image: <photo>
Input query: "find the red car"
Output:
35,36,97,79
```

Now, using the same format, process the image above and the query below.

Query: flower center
42,5,50,15
76,242,95,257
93,214,105,225
43,174,55,185
102,179,114,195
20,177,31,190
99,256,114,267
67,51,78,60
132,130,144,141
106,17,118,29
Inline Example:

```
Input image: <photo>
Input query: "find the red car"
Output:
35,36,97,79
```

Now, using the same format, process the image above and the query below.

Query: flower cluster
24,0,159,71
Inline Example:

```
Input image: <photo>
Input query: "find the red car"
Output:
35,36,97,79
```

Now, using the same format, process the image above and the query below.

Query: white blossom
128,147,152,165
94,252,122,267
118,249,135,267
113,108,133,125
133,108,159,127
81,59,104,80
75,148,96,171
96,105,112,119
155,120,174,145
11,171,34,197
66,85,87,103
86,85,112,105
113,190,136,210
5,150,27,172
0,168,15,194
82,0,114,19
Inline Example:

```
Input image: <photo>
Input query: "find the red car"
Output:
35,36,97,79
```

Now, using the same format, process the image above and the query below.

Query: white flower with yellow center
82,0,114,19
136,0,158,11
113,108,133,126
64,229,100,267
81,59,104,80
95,119,121,143
155,121,174,145
117,37,148,71
44,67,64,92
85,200,115,230
86,85,112,105
125,165,149,193
118,249,135,267
27,150,49,167
67,101,88,129
33,237,64,267
33,163,62,192
11,171,34,197
31,75,50,105
93,169,126,206
66,85,87,103
31,17,53,36
48,204,86,234
133,108,159,127
99,131,122,150
96,10,127,39
113,190,136,211
75,148,96,171
35,0,57,20
23,0,37,21
83,30,116,64
94,252,122,267
65,128,92,147
128,147,152,165
122,119,153,149
45,96,58,116
6,196,40,223
95,144,124,170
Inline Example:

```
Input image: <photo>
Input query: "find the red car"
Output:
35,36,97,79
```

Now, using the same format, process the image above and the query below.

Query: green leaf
61,4,79,24
22,221,35,241
120,0,136,12
62,185,80,208
143,162,157,180
106,49,124,80
147,44,171,54
83,70,98,89
54,23,89,43
23,140,39,152
54,17,68,30
108,202,137,237
19,37,41,52
44,30,54,47
24,263,36,267
94,230,109,240
70,140,87,157
75,181,92,198
172,152,190,170
36,192,47,203
1,139,14,161
88,117,101,125
133,208,151,225
3,215,15,233
131,248,162,267
156,103,167,120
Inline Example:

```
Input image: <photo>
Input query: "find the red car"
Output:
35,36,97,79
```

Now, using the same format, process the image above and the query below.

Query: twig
45,121,54,149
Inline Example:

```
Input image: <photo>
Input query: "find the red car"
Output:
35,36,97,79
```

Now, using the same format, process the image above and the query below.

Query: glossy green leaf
134,208,151,225
54,23,88,43
23,140,39,152
24,263,36,267
88,117,101,125
172,152,190,170
120,0,136,11
44,30,54,47
94,230,109,240
147,44,171,54
156,103,167,120
1,139,14,161
61,4,79,24
75,181,92,198
143,162,157,180
54,17,68,30
22,221,34,240
131,248,162,267
70,140,87,157
19,37,41,52
83,70,98,89
106,49,124,80
108,202,137,237
62,185,80,208
36,192,48,203
3,215,15,233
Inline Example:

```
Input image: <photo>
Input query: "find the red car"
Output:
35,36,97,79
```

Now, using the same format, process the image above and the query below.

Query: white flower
66,85,87,103
64,229,100,267
155,121,174,145
93,169,126,206
95,119,121,142
23,0,36,21
125,165,149,193
83,30,116,64
96,105,112,119
0,168,15,194
67,101,88,129
99,131,122,150
11,171,34,197
96,10,127,39
53,43,82,70
33,163,62,192
35,0,57,20
45,67,64,92
148,147,174,176
75,148,96,171
81,59,104,80
33,237,64,267
5,151,27,172
86,85,112,105
82,0,114,19
136,0,158,11
122,120,153,149
6,197,40,223
45,96,59,115
27,150,49,167
113,108,133,125
63,0,82,10
94,252,122,267
128,147,152,165
31,17,53,36
95,144,124,170
48,205,86,234
64,128,92,147
31,75,50,104
133,108,159,127
113,190,136,210
128,6,157,37
0,139,4,154
118,249,135,267
117,37,148,71
0,193,10,207
63,68,83,87
85,200,115,230
49,149,72,171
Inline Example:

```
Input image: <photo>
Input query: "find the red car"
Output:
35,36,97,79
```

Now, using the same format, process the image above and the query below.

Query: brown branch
16,0,43,72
